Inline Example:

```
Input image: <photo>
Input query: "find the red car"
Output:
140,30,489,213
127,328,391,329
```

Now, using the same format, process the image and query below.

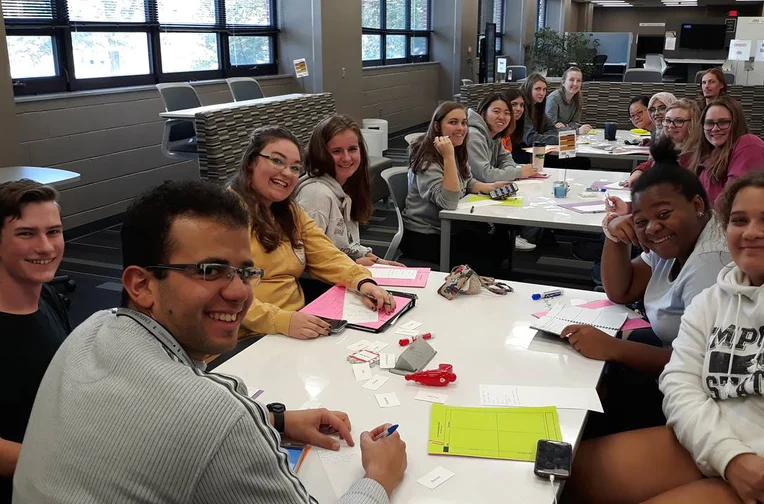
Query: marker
373,424,399,441
531,289,563,300
399,333,433,346
470,206,475,214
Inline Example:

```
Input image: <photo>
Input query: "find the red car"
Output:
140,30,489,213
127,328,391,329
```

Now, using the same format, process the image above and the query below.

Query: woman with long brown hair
545,66,593,135
698,67,728,109
685,96,764,205
401,101,513,272
229,125,394,340
520,73,559,147
295,114,403,267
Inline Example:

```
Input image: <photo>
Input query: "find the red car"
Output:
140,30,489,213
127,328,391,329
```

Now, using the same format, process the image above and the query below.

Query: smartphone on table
534,439,573,480
317,316,348,334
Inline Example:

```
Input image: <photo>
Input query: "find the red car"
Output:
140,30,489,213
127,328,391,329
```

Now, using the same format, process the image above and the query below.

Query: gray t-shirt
402,162,475,235
641,215,730,346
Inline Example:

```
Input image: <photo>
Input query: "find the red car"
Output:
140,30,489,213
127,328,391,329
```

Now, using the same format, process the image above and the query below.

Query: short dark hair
717,172,764,228
476,93,514,138
631,136,710,211
121,180,250,304
0,179,58,236
629,95,650,109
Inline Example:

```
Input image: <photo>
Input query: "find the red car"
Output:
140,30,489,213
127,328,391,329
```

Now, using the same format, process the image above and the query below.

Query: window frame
4,0,279,96
362,0,431,67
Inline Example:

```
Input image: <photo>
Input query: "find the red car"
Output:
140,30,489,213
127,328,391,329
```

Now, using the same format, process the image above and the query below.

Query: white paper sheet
479,384,603,413
342,290,378,324
379,353,396,369
352,363,372,381
375,392,400,408
415,391,448,404
369,268,417,280
362,375,390,391
417,466,455,490
532,305,627,337
316,446,364,498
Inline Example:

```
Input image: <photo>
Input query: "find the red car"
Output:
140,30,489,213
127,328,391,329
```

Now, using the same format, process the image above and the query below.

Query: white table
159,93,311,120
216,273,607,503
439,168,627,271
0,166,81,188
540,129,649,170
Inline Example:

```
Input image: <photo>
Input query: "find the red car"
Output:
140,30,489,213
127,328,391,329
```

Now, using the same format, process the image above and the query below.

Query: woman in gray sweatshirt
401,101,512,273
545,66,593,135
295,114,403,267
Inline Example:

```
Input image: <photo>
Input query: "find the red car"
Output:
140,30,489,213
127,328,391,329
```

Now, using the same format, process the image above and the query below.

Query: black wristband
356,278,378,291
267,402,286,433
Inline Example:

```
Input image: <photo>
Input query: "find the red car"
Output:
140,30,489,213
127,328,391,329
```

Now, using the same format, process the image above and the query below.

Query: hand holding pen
360,424,407,497
350,284,396,314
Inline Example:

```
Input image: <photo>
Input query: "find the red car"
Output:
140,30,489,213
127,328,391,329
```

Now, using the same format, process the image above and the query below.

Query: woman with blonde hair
545,66,592,135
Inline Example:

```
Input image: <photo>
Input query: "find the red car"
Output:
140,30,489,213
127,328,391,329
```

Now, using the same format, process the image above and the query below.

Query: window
537,0,547,31
478,0,504,55
361,0,431,66
3,0,278,95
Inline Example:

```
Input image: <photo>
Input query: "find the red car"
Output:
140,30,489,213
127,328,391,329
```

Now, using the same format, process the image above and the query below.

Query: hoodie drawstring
721,293,743,399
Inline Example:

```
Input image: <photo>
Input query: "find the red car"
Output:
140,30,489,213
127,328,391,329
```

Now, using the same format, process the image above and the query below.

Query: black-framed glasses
258,153,303,175
145,263,264,285
629,110,646,121
663,118,689,128
648,105,667,114
703,119,732,131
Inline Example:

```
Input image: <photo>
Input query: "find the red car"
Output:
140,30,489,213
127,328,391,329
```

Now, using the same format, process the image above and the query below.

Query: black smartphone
317,317,348,334
534,440,573,480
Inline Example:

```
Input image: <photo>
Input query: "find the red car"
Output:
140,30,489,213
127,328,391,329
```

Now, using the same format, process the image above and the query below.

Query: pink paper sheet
368,266,430,287
301,286,410,330
533,299,651,331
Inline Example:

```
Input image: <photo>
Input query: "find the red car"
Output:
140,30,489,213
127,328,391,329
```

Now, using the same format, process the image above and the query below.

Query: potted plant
525,28,599,79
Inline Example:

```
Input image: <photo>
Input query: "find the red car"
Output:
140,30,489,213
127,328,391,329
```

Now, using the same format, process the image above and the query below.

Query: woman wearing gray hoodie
565,173,764,504
295,114,403,267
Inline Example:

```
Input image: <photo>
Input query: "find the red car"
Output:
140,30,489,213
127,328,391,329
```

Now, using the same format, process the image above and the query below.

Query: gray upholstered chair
507,65,527,81
156,83,201,160
644,54,668,74
226,77,265,101
623,69,663,83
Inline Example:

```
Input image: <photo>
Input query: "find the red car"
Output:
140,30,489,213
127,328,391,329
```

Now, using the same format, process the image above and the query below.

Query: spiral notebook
530,305,627,337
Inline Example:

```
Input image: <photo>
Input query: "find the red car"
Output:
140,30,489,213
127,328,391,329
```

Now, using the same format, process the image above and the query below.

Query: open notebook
530,305,628,337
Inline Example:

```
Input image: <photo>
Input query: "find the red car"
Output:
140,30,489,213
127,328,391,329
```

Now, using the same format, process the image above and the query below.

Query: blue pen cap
531,293,542,300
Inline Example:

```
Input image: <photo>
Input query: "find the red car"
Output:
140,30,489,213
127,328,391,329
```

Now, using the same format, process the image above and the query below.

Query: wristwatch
267,402,286,433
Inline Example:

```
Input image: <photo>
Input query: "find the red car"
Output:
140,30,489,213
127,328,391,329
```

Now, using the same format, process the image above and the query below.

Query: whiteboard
569,32,633,66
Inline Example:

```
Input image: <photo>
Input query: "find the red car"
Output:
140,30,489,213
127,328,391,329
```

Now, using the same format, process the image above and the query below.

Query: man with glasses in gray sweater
13,180,406,504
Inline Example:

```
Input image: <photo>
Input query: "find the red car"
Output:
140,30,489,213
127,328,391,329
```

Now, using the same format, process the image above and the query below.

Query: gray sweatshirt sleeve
545,92,581,130
524,118,559,146
466,127,522,182
545,92,562,126
415,163,461,211
194,415,388,504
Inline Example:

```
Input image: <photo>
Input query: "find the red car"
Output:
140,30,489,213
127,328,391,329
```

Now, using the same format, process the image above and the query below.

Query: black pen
470,205,475,214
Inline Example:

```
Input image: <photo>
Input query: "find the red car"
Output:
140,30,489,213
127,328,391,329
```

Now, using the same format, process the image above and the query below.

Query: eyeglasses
648,105,667,114
703,119,732,131
258,153,302,175
146,263,264,285
662,118,689,128
629,110,646,121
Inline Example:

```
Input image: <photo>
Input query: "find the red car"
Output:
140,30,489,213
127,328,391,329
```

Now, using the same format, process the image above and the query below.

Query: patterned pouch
437,265,513,300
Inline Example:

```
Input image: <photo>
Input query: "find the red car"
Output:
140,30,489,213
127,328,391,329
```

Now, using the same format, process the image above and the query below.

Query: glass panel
1,0,54,20
160,32,219,72
230,35,271,65
362,34,381,61
68,0,145,23
410,0,428,30
385,0,405,29
493,0,503,29
71,32,150,79
411,36,427,56
225,0,271,25
158,0,215,25
7,35,56,78
386,34,406,60
361,0,380,28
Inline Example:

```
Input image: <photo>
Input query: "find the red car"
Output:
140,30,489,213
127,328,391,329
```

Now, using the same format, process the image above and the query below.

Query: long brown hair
520,73,550,134
476,93,514,139
664,98,701,154
698,67,728,106
687,96,748,185
305,114,373,224
717,172,764,227
560,66,584,111
410,102,470,179
228,125,302,253
503,88,525,145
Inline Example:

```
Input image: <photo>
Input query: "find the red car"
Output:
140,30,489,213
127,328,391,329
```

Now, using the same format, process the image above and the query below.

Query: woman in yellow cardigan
229,125,395,339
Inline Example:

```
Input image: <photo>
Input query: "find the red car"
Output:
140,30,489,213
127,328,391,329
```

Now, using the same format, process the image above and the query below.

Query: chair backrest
380,167,409,260
695,69,736,85
623,69,662,83
404,132,424,145
507,65,527,80
593,54,608,67
226,77,265,101
156,83,201,112
644,54,666,74
461,79,474,86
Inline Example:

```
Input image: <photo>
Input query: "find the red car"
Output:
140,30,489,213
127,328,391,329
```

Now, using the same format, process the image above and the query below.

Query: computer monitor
636,35,665,58
680,24,726,50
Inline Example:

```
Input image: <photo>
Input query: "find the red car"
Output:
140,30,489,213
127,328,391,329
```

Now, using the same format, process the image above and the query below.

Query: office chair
591,55,608,80
461,79,474,86
694,70,736,85
226,77,265,101
156,83,201,160
623,69,663,83
644,54,667,75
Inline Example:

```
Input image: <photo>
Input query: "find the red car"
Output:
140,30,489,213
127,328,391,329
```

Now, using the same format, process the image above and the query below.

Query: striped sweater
13,310,387,504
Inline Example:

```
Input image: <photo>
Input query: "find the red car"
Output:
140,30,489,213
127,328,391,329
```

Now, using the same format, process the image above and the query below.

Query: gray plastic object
389,338,437,376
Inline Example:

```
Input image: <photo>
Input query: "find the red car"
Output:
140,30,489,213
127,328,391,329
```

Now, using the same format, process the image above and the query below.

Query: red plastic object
404,364,457,387
398,332,433,346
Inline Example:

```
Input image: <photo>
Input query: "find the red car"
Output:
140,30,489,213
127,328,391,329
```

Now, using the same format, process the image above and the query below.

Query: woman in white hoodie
296,114,403,267
565,172,764,504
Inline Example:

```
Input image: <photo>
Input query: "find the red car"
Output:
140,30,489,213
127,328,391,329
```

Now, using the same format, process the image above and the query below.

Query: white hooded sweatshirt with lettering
660,265,764,479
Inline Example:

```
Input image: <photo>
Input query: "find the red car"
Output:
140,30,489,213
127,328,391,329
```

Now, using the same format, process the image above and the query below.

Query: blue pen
531,288,563,300
373,424,399,441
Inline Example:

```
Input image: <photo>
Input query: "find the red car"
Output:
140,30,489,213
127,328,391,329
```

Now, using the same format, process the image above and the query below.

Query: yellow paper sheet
465,195,523,207
427,404,562,462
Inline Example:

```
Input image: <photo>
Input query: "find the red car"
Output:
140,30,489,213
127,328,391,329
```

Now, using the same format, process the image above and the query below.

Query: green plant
524,28,600,79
